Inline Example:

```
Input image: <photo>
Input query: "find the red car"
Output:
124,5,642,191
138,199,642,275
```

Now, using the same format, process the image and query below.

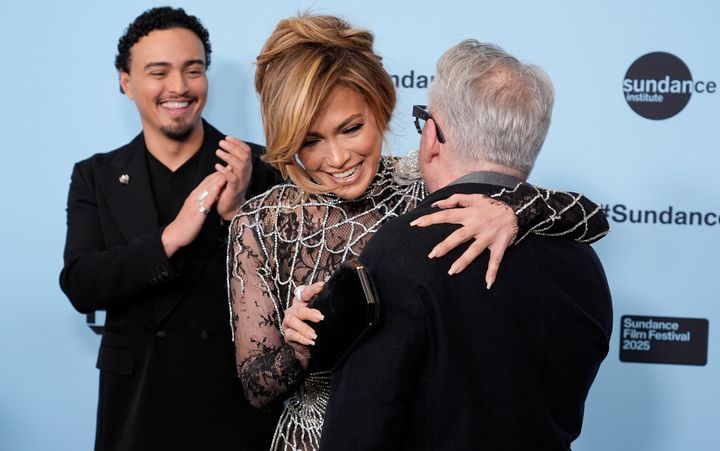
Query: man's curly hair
115,7,212,78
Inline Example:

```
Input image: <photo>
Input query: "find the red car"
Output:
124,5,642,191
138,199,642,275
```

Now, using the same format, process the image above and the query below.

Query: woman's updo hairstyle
255,14,396,193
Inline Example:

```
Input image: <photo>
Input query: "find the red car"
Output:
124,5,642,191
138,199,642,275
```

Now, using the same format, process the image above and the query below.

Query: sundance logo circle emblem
623,52,691,119
623,52,716,120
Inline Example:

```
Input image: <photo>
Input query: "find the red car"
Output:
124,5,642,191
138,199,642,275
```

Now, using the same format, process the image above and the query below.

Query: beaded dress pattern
227,155,608,451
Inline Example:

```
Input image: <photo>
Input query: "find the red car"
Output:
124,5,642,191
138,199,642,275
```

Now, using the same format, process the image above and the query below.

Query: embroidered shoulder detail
390,150,423,186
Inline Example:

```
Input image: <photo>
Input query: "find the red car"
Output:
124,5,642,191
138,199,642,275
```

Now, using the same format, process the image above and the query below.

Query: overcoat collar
98,132,158,242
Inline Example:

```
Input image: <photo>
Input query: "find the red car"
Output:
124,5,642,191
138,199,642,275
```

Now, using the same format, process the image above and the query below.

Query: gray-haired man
321,40,612,451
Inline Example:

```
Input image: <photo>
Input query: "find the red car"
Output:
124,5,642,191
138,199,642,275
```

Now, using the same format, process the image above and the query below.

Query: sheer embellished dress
227,156,608,451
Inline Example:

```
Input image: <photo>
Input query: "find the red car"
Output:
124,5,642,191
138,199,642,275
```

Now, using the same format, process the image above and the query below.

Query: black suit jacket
320,183,613,451
60,121,282,451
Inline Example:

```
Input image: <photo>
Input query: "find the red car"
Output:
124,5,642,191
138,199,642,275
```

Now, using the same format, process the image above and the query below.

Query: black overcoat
60,121,281,451
321,182,613,451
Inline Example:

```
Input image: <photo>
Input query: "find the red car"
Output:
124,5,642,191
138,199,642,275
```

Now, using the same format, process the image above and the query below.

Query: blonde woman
228,15,608,450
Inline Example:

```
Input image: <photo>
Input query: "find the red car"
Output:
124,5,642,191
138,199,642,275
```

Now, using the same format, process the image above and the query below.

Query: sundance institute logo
623,52,716,119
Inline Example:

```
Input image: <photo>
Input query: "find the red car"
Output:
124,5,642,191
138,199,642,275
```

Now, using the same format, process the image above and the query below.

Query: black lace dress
227,156,608,451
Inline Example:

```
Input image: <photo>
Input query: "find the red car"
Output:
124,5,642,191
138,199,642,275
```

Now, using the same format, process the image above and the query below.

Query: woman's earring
294,154,307,170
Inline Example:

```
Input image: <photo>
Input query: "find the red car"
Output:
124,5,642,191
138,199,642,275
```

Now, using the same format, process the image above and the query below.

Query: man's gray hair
429,39,554,175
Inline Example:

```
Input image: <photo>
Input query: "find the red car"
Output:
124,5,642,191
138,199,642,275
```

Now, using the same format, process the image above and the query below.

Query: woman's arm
410,184,609,286
493,183,608,243
228,213,306,410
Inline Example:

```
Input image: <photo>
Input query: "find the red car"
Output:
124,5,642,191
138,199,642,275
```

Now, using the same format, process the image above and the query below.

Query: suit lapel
99,132,159,243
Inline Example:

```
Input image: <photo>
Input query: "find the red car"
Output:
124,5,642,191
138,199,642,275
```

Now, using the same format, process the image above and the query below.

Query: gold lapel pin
119,174,130,185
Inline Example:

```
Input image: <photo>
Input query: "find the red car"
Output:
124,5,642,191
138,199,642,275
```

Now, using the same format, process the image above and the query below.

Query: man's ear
425,119,442,161
119,71,133,99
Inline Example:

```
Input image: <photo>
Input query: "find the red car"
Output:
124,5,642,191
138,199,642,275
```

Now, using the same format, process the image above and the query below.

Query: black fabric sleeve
59,163,178,313
492,183,610,244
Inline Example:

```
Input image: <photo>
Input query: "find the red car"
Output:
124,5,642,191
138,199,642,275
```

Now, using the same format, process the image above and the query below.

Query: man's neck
143,123,205,172
453,159,526,180
428,158,527,193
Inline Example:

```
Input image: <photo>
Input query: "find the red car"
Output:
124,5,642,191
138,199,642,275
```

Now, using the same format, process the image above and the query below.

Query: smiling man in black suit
59,7,280,451
320,40,613,451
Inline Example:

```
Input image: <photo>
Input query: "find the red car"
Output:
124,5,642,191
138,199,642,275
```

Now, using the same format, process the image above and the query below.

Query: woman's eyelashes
301,122,365,148
302,137,320,148
342,122,364,135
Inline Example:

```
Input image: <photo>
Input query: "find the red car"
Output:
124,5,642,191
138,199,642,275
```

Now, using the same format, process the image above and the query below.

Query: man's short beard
161,122,195,141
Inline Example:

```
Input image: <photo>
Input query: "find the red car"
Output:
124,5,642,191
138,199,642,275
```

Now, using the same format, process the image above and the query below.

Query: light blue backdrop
1,1,717,450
